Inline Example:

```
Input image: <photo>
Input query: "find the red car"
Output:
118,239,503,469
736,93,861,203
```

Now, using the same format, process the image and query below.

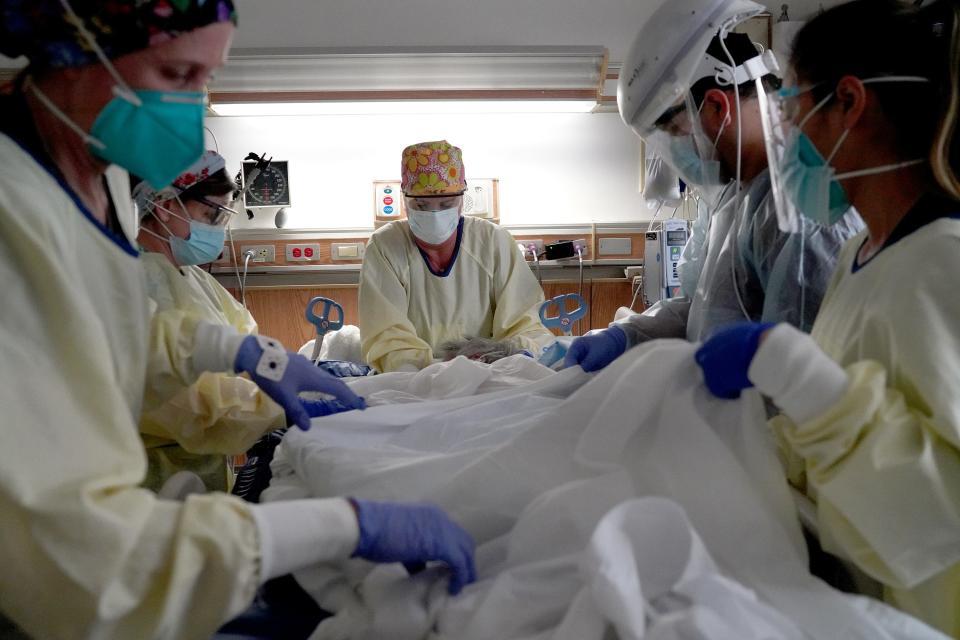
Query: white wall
207,110,649,230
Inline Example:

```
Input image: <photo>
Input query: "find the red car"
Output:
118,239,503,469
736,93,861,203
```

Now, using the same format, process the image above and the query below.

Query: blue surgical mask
665,120,725,189
143,199,227,266
407,207,461,245
169,220,227,266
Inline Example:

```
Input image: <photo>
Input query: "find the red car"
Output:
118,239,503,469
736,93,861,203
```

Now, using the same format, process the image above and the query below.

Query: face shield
618,0,775,207
758,75,931,232
641,90,725,197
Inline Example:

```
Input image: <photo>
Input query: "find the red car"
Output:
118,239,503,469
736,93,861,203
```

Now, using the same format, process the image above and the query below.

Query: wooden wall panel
228,287,359,352
227,278,642,350
590,279,643,330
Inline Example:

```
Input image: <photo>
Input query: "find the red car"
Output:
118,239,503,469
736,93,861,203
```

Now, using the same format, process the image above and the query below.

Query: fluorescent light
209,99,597,117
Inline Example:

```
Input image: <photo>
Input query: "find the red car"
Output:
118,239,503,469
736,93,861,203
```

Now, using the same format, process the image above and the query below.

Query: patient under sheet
264,342,946,640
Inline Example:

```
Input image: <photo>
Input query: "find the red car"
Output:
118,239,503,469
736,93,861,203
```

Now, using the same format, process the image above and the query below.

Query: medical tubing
227,226,245,308
629,275,643,311
799,220,807,330
718,23,744,192
528,244,542,286
646,202,665,234
577,246,584,334
241,250,254,308
730,193,752,322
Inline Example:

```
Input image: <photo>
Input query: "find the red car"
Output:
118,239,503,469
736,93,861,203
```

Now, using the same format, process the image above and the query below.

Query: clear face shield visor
756,79,804,233
640,90,727,204
758,75,932,233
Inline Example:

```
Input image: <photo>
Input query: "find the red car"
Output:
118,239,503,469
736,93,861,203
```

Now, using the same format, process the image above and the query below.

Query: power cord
240,249,255,309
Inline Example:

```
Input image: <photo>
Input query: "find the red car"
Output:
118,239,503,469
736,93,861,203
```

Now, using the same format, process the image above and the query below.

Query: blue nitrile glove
694,321,776,399
563,325,628,372
234,335,366,431
300,397,353,418
350,498,477,596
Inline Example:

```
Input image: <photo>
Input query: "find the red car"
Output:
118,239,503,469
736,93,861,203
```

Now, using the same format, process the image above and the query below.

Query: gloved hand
300,397,353,418
438,336,525,364
350,498,477,595
234,335,366,431
563,325,628,372
694,321,775,399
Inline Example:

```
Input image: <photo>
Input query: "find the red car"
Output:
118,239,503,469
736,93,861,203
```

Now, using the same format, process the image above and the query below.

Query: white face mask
407,207,461,245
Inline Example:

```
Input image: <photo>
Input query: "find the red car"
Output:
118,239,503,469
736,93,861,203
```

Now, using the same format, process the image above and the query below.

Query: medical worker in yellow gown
0,4,473,639
360,140,554,372
134,151,287,492
695,0,960,634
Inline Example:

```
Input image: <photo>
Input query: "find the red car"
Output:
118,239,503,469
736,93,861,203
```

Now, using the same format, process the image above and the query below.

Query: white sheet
265,342,946,640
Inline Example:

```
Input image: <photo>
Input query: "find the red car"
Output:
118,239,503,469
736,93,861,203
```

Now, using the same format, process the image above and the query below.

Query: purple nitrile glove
234,335,365,430
350,498,477,595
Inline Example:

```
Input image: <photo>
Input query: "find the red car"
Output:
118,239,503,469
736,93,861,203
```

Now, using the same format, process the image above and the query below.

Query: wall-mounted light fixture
208,46,608,117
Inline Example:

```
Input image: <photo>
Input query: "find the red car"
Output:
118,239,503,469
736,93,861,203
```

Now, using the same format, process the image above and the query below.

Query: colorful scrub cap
0,0,237,69
400,140,467,196
133,149,225,217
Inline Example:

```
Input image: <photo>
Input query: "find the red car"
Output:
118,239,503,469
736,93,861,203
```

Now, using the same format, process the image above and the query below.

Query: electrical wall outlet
522,239,545,259
241,244,275,263
572,239,589,258
286,243,321,262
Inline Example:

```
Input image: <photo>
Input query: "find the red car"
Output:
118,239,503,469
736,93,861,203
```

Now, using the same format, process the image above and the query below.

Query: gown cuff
749,323,849,424
193,322,248,374
251,498,360,581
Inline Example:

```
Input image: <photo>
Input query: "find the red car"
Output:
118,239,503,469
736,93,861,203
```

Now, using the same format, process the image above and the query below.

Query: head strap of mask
139,194,195,246
798,76,931,179
688,21,780,193
57,0,141,105
690,40,780,93
24,0,142,151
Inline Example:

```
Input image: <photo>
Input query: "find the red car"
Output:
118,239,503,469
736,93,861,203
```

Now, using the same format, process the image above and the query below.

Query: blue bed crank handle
305,296,345,363
539,293,588,337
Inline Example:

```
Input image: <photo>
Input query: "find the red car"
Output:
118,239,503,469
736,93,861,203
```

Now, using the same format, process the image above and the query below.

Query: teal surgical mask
142,199,227,266
24,4,204,189
91,88,205,190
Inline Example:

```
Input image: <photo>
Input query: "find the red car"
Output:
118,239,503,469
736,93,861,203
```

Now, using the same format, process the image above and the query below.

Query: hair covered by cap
0,0,236,69
400,140,467,196
133,149,227,218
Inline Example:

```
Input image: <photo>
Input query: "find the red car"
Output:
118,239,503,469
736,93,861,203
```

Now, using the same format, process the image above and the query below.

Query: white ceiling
0,0,839,69
230,0,831,63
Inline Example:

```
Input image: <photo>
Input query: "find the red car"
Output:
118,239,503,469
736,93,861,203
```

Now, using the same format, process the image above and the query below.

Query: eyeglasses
195,196,239,226
404,194,464,212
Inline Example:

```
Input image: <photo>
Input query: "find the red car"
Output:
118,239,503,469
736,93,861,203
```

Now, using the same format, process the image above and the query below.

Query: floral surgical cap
133,149,226,217
0,0,236,69
400,140,467,196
